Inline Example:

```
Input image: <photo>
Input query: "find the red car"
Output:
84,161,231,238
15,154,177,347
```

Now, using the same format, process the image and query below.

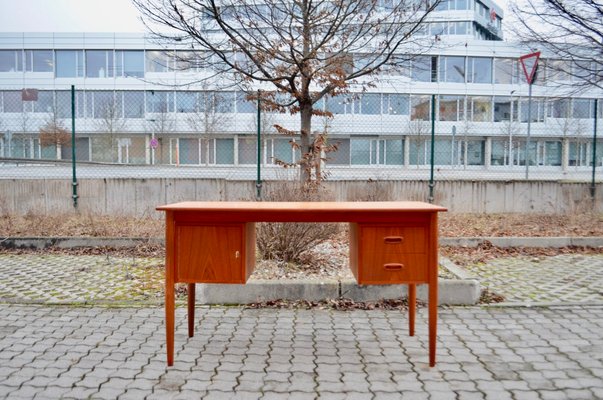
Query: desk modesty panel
157,201,447,367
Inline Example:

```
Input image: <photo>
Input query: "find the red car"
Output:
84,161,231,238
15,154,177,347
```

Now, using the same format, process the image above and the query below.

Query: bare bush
256,182,340,263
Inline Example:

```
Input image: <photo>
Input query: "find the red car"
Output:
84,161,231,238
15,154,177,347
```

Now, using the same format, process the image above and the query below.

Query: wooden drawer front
361,226,427,255
176,224,244,283
359,252,428,284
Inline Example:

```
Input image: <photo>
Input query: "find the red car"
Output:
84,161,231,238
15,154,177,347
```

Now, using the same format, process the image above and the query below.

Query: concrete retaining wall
0,178,601,215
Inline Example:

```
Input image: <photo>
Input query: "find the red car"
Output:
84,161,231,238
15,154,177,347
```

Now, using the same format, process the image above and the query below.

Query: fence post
592,98,598,203
428,94,436,203
71,85,78,209
256,90,262,200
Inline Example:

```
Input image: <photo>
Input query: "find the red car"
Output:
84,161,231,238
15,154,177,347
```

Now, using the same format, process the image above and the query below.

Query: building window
468,96,492,122
176,91,197,113
25,50,53,72
439,56,465,83
115,50,144,77
236,91,256,113
326,95,349,115
146,50,173,73
351,138,373,165
327,138,350,165
519,97,545,122
238,136,258,165
547,98,570,119
270,138,294,164
86,91,122,119
412,56,437,82
493,96,518,122
439,95,465,121
146,91,174,113
572,99,594,119
383,94,409,115
411,95,432,120
179,138,200,164
214,138,234,164
32,91,54,113
385,139,404,165
0,50,23,72
55,50,84,78
494,58,518,84
462,140,485,165
86,50,114,78
2,91,22,112
360,94,381,115
467,57,492,83
123,91,145,118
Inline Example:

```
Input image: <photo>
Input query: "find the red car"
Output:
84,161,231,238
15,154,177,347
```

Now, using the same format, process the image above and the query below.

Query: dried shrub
39,121,71,147
256,181,340,263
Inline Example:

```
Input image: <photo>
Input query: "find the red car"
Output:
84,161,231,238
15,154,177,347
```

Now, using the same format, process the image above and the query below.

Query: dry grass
1,211,602,239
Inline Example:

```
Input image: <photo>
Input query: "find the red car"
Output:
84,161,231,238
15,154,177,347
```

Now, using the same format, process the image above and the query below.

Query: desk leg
428,281,437,367
188,283,196,338
408,283,416,337
166,281,175,366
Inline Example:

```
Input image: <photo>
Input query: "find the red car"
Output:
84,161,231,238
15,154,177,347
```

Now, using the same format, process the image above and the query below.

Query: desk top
157,201,446,223
157,201,446,212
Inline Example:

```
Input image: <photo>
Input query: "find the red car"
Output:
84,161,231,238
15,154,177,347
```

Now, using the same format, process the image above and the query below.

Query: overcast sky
0,0,509,33
0,0,146,32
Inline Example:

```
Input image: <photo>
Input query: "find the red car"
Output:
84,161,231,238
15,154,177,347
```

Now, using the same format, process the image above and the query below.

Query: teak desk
156,201,447,367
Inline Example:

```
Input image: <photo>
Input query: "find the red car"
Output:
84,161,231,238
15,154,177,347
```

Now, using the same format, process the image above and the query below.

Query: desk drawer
359,252,428,284
175,223,255,283
360,226,427,254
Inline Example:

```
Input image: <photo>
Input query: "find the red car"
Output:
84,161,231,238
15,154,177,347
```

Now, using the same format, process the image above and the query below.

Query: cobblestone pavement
460,254,603,304
0,304,602,400
0,254,164,304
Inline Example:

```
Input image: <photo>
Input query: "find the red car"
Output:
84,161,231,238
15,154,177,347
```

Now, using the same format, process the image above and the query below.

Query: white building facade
0,0,601,181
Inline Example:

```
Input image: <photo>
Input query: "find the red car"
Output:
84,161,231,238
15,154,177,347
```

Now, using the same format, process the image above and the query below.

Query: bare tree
39,109,70,160
133,0,439,181
510,0,602,89
95,97,127,162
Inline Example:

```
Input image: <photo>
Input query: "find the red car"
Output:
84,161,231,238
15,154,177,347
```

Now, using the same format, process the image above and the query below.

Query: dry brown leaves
245,297,419,310
442,242,603,267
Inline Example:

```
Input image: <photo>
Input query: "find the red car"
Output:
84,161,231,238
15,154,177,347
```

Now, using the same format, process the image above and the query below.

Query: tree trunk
300,102,313,182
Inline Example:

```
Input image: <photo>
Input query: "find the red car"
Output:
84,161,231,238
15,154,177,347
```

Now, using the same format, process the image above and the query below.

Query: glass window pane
273,138,293,164
34,91,53,113
328,138,350,165
124,91,144,118
122,51,144,77
572,99,592,119
214,91,234,113
146,50,169,73
326,95,346,115
440,56,465,83
351,139,371,165
3,91,22,112
385,139,403,165
179,138,199,164
544,141,561,166
411,95,431,121
494,96,512,122
0,50,19,72
146,91,173,113
465,140,485,165
176,92,197,113
238,136,258,165
439,95,464,121
412,56,435,82
86,50,107,78
469,96,492,121
56,50,78,77
29,50,53,72
215,138,234,164
468,57,492,83
361,94,381,115
384,94,409,115
409,138,427,165
236,91,255,113
55,91,71,118
494,58,513,84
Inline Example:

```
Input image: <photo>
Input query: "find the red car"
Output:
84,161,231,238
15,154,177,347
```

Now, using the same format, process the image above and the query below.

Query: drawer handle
384,236,404,244
384,263,404,271
235,251,240,259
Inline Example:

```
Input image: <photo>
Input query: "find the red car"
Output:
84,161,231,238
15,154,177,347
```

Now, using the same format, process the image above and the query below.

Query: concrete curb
196,278,482,306
2,236,601,249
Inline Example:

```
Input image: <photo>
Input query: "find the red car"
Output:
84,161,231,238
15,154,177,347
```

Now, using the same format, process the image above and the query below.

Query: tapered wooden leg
429,281,437,367
165,281,175,366
408,283,416,337
188,283,196,338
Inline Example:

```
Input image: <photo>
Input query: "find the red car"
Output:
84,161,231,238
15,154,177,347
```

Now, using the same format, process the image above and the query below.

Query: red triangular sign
519,51,541,85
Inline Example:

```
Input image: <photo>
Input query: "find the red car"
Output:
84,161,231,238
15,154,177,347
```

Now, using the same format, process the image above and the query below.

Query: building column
561,137,569,171
484,137,492,169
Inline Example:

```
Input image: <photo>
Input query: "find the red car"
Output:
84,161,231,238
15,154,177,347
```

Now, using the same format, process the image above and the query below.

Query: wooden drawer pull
384,236,404,244
384,263,404,271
